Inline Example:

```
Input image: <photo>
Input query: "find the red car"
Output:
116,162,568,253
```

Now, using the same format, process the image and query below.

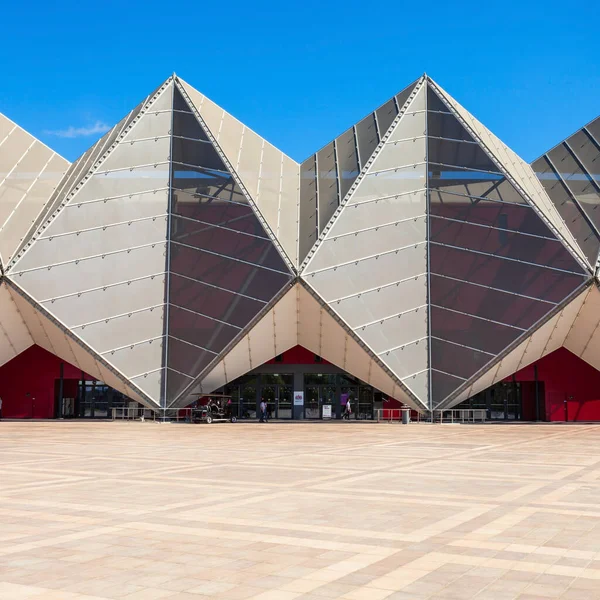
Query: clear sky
0,0,597,164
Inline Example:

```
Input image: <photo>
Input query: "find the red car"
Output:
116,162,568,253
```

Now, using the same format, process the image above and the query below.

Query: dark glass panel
169,273,265,328
431,338,493,380
431,306,521,355
171,195,266,237
166,369,194,403
169,305,239,353
532,156,599,264
430,217,583,272
299,156,318,263
375,98,398,139
585,117,600,146
431,369,465,406
172,137,227,172
429,244,585,303
566,130,600,184
427,111,474,142
429,191,551,237
317,142,338,234
171,215,286,271
427,84,452,113
428,138,499,172
429,164,506,197
355,113,379,169
395,80,418,113
172,111,208,140
430,274,552,329
169,243,291,302
336,128,359,201
172,164,247,203
173,86,192,112
167,337,215,377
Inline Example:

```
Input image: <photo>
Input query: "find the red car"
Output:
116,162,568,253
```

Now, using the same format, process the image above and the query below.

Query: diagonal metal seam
433,277,595,410
4,276,160,409
162,77,176,407
427,78,592,276
7,78,174,274
166,277,295,408
299,277,428,411
173,78,296,277
299,76,427,273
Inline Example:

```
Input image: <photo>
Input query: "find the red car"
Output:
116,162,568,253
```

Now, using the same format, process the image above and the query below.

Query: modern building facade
1,74,600,420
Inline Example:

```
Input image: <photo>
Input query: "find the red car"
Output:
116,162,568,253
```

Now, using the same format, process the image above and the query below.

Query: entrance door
305,386,320,419
277,386,293,419
304,385,336,419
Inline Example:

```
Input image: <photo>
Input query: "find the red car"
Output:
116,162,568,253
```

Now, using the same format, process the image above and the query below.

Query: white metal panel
273,286,298,354
215,110,244,170
96,362,150,406
198,360,227,396
102,337,164,378
307,216,426,273
248,305,276,369
0,283,33,366
304,243,427,302
237,127,262,200
279,155,299,267
461,364,497,403
41,274,166,326
177,79,205,115
369,362,417,408
8,286,53,350
564,286,600,357
13,242,167,301
47,189,169,236
67,163,170,205
16,217,168,271
544,289,588,355
401,370,428,406
72,305,165,354
343,337,372,383
334,274,428,328
65,337,104,382
379,339,428,381
123,110,172,141
0,114,15,140
328,190,426,236
0,153,69,264
297,286,323,355
146,84,174,113
358,306,428,354
222,335,251,383
369,137,426,173
35,309,80,368
347,164,426,205
0,127,31,173
387,110,427,141
98,137,171,172
130,369,163,402
256,142,281,234
490,342,526,386
319,309,348,369
200,97,225,142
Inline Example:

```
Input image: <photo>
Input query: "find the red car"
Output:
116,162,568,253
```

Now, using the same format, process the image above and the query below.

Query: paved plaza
1,422,600,599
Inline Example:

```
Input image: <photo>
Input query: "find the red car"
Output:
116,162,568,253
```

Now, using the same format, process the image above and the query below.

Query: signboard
293,391,304,406
322,404,332,419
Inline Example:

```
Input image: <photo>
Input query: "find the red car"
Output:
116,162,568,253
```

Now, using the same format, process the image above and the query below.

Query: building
1,74,599,421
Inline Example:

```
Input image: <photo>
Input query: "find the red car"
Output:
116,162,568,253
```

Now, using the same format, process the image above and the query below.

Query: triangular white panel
302,85,428,407
6,86,173,404
177,77,299,267
430,79,589,271
443,286,590,409
564,284,600,371
0,281,33,367
0,114,69,266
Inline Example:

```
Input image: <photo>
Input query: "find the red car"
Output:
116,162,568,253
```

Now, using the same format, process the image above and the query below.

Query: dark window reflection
173,86,192,112
169,243,291,302
170,273,265,328
173,111,208,140
427,85,451,113
167,337,215,377
171,215,286,271
172,166,247,203
431,369,465,406
431,337,493,380
431,306,521,355
355,113,379,169
428,139,499,172
172,138,226,172
429,244,585,303
375,98,398,139
428,111,474,142
165,369,194,403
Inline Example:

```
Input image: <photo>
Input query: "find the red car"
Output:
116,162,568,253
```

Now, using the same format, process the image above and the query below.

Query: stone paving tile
1,421,600,599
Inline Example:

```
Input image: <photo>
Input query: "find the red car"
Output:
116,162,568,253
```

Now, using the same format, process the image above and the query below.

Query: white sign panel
293,391,304,406
322,404,332,419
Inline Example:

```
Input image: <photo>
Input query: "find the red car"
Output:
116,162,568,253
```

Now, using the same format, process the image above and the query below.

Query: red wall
266,345,332,365
0,345,89,419
510,347,600,421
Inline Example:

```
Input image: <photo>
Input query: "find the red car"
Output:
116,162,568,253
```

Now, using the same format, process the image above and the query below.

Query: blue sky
0,0,597,164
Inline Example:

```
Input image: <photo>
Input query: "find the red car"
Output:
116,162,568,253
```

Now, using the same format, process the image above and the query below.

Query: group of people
257,397,353,421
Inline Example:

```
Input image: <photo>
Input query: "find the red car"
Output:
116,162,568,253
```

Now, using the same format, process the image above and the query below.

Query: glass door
305,386,320,419
277,386,293,419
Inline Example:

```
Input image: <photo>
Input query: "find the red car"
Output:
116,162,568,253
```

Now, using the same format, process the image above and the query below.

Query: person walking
259,399,266,423
343,397,352,420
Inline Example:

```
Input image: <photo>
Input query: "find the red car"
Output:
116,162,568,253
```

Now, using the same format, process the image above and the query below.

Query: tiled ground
1,422,600,599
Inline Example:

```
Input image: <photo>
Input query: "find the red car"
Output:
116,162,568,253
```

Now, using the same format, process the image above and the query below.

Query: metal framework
0,74,599,412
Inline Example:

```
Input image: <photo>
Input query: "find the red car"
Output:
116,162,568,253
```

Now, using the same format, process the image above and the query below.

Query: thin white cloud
44,121,111,138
